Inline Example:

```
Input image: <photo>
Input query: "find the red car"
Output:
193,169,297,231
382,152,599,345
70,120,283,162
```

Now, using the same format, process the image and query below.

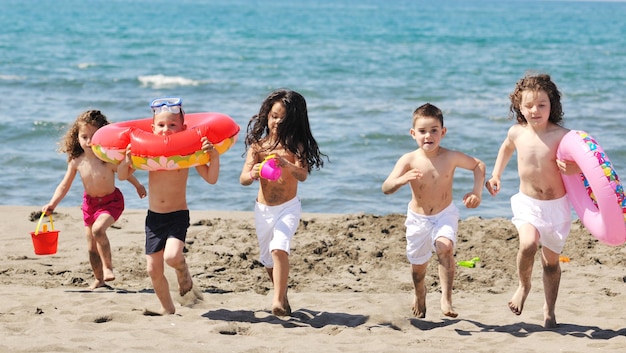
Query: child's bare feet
272,305,291,316
543,304,557,328
411,285,427,318
176,267,193,296
508,285,530,315
89,279,106,290
103,268,115,282
272,295,291,316
544,316,557,328
143,307,175,316
411,296,426,318
177,286,204,307
441,298,458,318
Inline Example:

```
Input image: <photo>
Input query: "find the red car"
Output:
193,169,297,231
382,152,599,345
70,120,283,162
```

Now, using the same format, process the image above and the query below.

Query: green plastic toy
457,257,481,268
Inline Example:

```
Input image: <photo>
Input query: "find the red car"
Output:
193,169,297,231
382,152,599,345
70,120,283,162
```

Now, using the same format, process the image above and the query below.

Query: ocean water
1,0,625,219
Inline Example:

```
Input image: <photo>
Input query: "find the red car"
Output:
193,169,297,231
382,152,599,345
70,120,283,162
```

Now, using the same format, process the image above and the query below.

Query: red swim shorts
81,188,125,226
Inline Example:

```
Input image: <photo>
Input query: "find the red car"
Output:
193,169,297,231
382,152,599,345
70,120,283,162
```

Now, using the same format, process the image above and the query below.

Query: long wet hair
509,72,564,125
244,89,326,173
60,110,109,161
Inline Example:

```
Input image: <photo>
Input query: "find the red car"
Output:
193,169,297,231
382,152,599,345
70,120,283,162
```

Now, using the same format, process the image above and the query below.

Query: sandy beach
1,205,624,353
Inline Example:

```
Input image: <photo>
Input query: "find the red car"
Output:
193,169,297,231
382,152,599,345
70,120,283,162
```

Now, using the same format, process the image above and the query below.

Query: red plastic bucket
30,214,60,255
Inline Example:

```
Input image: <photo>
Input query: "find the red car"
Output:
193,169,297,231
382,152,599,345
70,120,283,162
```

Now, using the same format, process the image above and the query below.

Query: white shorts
405,203,459,265
254,197,301,268
511,192,571,254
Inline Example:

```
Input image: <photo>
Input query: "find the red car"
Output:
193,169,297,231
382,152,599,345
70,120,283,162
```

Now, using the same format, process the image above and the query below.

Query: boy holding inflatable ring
118,97,219,315
485,73,580,328
240,89,326,316
382,103,485,319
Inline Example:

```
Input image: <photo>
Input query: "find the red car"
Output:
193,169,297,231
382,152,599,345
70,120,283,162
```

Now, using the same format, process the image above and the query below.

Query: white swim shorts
404,202,459,265
254,196,301,268
510,192,571,254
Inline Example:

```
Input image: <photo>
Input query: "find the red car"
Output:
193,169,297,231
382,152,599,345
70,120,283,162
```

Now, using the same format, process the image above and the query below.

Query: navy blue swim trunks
145,210,190,255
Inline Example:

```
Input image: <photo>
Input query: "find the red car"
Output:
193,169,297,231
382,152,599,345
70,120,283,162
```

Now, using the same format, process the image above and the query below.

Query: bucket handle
34,213,55,236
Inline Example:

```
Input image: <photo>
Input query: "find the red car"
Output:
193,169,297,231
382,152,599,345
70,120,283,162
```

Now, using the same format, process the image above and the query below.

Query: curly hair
60,110,109,161
509,72,564,125
244,89,326,173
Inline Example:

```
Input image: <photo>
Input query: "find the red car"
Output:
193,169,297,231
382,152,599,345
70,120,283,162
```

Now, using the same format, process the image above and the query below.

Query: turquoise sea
1,0,625,219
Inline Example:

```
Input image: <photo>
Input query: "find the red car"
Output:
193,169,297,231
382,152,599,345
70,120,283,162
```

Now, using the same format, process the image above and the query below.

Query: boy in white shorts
510,192,571,254
382,103,485,318
405,203,459,266
486,73,580,328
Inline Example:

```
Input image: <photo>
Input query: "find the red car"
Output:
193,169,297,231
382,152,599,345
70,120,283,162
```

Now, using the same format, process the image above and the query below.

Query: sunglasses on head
150,97,183,114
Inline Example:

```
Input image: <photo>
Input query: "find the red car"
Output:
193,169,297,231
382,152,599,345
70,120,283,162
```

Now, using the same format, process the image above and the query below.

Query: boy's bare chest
516,142,557,167
410,158,453,181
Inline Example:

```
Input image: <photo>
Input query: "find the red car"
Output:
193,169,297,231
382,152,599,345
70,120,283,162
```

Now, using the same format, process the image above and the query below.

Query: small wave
138,74,202,89
77,62,98,69
0,74,25,81
487,115,512,122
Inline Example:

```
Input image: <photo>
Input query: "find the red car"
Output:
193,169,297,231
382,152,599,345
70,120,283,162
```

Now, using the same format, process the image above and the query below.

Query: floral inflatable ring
91,112,240,171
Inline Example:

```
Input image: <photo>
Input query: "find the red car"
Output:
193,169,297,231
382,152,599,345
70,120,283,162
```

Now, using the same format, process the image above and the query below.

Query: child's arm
42,160,78,215
117,144,135,181
485,134,515,196
275,154,308,182
195,137,220,184
556,159,582,175
461,156,486,209
382,153,422,195
240,148,259,186
126,174,147,198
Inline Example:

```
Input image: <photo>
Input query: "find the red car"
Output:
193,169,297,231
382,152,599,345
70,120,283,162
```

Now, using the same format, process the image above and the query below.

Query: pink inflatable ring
557,130,626,246
91,112,240,171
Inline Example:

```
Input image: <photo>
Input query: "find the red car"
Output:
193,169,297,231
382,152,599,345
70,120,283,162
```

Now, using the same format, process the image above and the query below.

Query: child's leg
84,226,105,290
268,249,291,316
163,238,193,297
540,246,561,328
509,223,540,315
146,251,176,315
410,262,428,318
91,214,117,282
435,237,457,318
